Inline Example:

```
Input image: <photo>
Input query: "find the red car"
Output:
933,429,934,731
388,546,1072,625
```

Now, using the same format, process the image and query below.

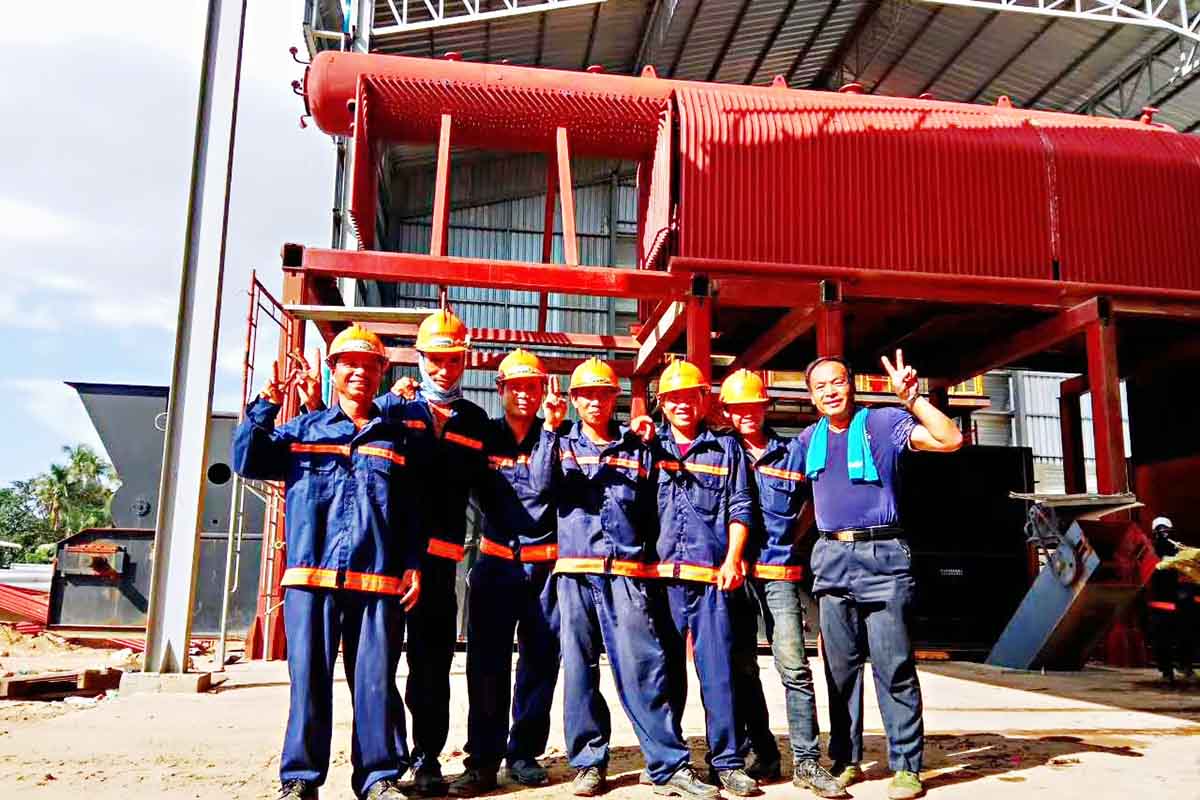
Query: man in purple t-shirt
795,351,962,800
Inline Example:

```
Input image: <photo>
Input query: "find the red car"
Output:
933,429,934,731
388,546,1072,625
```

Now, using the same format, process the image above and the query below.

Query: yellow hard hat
327,324,387,365
496,348,547,383
415,309,469,353
719,369,769,405
569,357,620,392
657,359,706,396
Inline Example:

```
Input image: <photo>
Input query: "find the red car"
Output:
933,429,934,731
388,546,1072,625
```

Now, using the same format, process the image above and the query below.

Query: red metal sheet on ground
0,584,50,624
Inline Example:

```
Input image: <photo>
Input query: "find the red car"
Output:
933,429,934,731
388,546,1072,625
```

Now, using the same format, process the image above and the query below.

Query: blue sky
0,2,334,484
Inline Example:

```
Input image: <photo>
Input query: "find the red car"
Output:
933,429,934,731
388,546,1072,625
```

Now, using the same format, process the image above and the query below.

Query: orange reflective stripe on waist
444,432,484,450
487,454,531,469
404,419,427,430
282,567,407,595
427,537,466,561
756,465,805,482
1149,600,1177,612
358,446,406,466
291,443,351,456
751,563,804,581
554,557,659,579
655,562,720,583
479,538,557,562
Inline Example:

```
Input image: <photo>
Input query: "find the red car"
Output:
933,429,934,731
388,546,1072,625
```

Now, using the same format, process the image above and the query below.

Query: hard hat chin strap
418,354,465,405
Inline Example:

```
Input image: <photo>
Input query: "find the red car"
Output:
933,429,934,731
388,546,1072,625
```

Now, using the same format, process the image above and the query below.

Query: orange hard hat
569,357,620,392
719,369,769,405
657,359,706,396
496,348,547,383
327,324,387,365
415,309,469,353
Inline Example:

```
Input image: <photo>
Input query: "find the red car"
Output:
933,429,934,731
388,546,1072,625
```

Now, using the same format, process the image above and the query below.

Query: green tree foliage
0,445,116,563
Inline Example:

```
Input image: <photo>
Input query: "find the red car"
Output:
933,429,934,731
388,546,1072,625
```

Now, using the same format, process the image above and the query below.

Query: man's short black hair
805,355,853,388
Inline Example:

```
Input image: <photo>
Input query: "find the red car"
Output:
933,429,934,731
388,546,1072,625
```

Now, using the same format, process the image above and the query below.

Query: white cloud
5,379,111,464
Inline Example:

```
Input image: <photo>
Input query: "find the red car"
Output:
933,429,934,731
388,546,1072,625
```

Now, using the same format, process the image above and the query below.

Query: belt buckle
602,554,614,574
836,531,855,543
511,541,522,562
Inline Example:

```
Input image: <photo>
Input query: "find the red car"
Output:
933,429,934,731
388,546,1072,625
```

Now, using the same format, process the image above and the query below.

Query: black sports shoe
365,779,408,800
277,780,318,800
745,754,782,783
716,768,760,797
506,759,550,787
414,764,449,797
653,765,719,799
447,768,497,798
793,760,847,798
572,766,607,796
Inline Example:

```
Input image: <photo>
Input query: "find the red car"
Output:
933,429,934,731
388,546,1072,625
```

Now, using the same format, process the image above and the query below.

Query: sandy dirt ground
0,637,1198,800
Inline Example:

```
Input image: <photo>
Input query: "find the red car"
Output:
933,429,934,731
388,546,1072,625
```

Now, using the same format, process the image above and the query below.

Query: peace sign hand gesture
881,349,920,408
289,348,324,409
542,375,568,432
259,359,289,405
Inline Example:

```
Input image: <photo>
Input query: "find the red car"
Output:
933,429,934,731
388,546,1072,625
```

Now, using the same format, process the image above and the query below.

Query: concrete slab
118,670,214,694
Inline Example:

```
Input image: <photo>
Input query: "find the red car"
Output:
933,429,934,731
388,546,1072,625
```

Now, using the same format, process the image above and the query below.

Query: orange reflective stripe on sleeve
656,461,728,477
756,465,805,482
291,443,351,456
751,563,804,581
427,538,466,561
444,432,484,450
1149,601,1177,612
358,446,406,466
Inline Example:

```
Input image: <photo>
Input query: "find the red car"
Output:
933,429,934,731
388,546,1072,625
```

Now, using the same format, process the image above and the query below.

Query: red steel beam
1059,377,1087,495
817,303,845,357
687,295,713,383
431,114,453,258
385,347,633,377
728,304,819,371
360,322,638,351
932,298,1104,389
712,277,825,308
294,247,691,299
556,127,579,267
1086,319,1128,494
538,154,558,332
636,300,687,376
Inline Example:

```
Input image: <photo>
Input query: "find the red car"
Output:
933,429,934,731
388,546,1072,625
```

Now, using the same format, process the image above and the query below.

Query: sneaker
278,780,319,800
887,771,924,799
744,754,782,783
447,769,497,798
572,766,607,796
506,759,549,787
365,779,408,800
653,765,719,799
716,768,760,797
639,769,653,786
792,760,847,798
830,762,863,789
414,764,449,797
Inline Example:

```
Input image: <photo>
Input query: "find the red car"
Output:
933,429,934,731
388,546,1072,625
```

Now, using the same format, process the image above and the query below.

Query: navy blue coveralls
796,406,924,774
232,397,423,798
376,392,490,774
548,422,692,783
462,416,561,773
734,433,822,767
651,425,754,772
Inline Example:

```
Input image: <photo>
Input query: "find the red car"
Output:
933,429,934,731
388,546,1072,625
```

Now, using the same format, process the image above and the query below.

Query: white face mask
418,355,464,405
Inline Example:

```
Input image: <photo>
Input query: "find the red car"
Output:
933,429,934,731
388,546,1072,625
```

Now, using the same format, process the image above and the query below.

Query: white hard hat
1151,516,1173,531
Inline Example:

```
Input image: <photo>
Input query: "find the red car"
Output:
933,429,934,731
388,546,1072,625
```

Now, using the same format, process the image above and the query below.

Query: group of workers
232,307,967,800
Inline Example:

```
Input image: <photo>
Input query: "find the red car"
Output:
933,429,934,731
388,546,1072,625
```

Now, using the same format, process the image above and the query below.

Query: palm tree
62,445,115,489
34,463,72,532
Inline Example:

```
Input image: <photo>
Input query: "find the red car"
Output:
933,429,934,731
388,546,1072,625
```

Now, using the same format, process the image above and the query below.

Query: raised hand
259,359,288,405
398,568,421,611
542,375,568,431
391,375,419,400
289,348,323,409
881,348,920,407
629,415,657,442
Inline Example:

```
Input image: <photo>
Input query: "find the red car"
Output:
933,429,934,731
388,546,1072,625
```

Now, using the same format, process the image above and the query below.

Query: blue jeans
558,574,690,782
745,580,820,762
403,556,459,771
818,590,924,773
282,587,407,797
463,557,559,770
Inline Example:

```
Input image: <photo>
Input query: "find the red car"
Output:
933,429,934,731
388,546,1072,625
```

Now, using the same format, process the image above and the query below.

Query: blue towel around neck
805,407,879,483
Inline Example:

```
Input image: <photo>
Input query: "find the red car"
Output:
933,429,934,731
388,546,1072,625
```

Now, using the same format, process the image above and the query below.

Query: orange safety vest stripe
358,446,406,466
444,432,484,450
478,538,558,562
427,537,466,561
553,557,660,579
756,465,806,482
656,461,728,477
281,567,407,595
291,443,351,456
751,563,804,581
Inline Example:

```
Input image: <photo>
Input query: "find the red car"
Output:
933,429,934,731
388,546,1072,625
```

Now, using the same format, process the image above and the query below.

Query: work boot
506,758,550,787
830,762,863,789
716,768,760,797
792,760,847,798
887,771,924,800
414,763,449,797
653,765,719,799
365,779,408,800
572,766,607,796
744,754,782,783
277,780,318,800
447,768,497,798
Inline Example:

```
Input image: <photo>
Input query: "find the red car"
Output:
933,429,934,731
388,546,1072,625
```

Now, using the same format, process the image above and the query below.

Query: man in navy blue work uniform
650,359,759,798
232,325,422,800
541,357,717,799
449,349,561,796
380,309,491,795
719,369,844,799
799,351,962,800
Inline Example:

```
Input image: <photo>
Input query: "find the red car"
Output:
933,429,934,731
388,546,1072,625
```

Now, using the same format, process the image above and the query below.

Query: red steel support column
539,155,558,332
817,303,845,357
556,127,579,266
431,114,453,258
686,294,712,384
1086,319,1128,494
1059,377,1087,495
630,377,649,420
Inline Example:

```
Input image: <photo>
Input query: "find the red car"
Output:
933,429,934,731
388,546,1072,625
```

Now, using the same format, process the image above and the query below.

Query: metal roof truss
917,1,1200,44
374,0,606,35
